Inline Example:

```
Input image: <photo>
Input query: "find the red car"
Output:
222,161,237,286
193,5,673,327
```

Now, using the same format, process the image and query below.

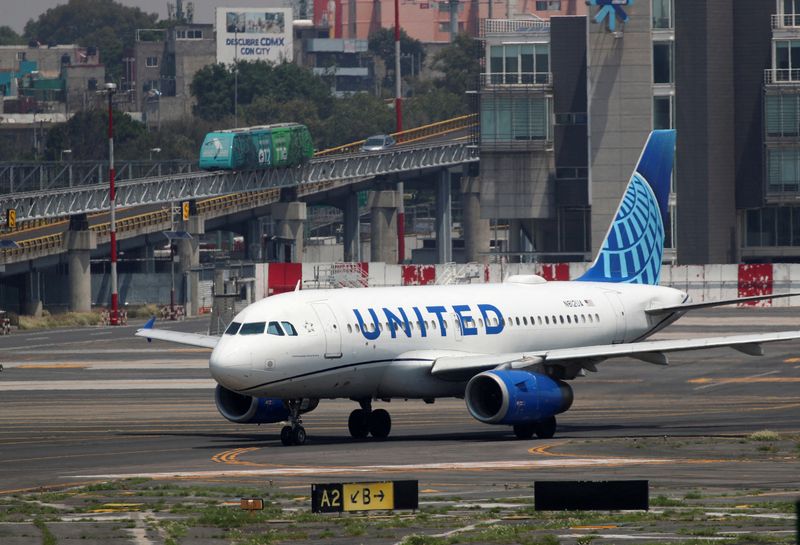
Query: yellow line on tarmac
689,377,800,384
16,364,88,369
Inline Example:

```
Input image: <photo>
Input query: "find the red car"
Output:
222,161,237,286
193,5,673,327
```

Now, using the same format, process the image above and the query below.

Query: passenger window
225,321,241,335
588,314,594,323
240,322,266,335
347,324,352,333
595,313,600,322
537,316,542,325
266,322,284,336
523,317,528,326
581,315,586,323
559,315,565,324
479,318,484,328
281,321,298,336
552,315,557,324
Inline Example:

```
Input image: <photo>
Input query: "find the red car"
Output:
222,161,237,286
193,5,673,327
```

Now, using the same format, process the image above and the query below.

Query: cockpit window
281,321,298,336
224,321,241,335
267,321,285,336
239,322,265,335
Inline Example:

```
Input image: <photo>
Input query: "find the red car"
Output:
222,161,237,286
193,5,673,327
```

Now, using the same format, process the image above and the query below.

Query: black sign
311,480,418,513
534,480,649,511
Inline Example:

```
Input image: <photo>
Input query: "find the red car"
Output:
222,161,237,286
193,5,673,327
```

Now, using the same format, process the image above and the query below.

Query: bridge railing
314,114,478,157
0,161,197,194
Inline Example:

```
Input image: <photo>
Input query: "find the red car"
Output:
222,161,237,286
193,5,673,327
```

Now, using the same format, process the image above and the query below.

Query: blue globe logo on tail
579,130,675,286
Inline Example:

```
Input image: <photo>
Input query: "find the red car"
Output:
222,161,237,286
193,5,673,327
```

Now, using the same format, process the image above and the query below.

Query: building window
780,0,800,27
653,42,673,84
488,44,549,84
144,80,159,93
767,148,800,193
16,52,26,61
481,95,550,142
652,0,673,29
775,40,800,81
766,94,800,136
438,22,465,32
146,56,159,68
176,29,203,40
536,0,561,9
653,95,673,129
555,112,587,125
745,206,800,247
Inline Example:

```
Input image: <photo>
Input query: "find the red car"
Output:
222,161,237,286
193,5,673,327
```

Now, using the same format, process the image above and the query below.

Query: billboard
216,7,294,65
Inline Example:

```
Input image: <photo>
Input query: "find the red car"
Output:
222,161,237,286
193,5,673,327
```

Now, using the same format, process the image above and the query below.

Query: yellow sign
343,482,394,511
6,208,16,229
181,201,190,221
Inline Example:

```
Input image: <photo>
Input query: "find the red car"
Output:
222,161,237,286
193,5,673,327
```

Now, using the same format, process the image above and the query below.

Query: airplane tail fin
578,129,675,286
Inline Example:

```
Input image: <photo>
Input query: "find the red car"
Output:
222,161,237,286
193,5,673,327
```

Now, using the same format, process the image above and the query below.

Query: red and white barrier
253,262,800,306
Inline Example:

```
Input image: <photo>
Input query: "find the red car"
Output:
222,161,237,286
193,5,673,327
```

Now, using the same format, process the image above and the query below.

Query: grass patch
33,518,57,545
749,430,780,442
652,495,685,507
17,310,103,330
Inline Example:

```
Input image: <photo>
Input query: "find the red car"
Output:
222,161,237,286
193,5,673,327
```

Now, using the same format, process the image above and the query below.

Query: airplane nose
208,341,253,390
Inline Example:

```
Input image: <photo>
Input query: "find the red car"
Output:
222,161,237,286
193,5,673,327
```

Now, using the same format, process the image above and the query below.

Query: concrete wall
587,1,652,254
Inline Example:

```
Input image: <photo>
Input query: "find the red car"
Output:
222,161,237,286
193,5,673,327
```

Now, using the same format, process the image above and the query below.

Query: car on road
361,134,396,152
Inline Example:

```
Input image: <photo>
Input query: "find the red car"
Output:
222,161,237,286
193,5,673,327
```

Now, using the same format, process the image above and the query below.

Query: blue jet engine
465,370,573,425
215,385,318,424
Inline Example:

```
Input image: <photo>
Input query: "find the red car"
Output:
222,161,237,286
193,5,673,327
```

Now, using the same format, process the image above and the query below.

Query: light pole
149,147,161,161
60,149,72,162
103,82,120,325
394,0,405,264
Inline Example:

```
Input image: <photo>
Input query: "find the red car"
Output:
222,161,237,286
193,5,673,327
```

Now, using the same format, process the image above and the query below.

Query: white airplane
138,130,800,446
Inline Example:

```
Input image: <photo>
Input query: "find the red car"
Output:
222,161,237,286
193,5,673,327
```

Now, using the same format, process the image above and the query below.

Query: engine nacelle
214,385,319,424
465,370,573,425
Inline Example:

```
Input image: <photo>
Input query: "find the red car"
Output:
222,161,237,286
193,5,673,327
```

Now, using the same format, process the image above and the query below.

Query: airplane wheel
535,416,557,439
513,423,536,440
348,409,369,439
292,426,307,445
280,425,293,446
368,409,391,439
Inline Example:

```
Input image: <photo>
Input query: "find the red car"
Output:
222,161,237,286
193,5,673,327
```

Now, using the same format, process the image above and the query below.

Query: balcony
481,18,550,37
480,72,552,88
764,68,800,85
771,13,800,29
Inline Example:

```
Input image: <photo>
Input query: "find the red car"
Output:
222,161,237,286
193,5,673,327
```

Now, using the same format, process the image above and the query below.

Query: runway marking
89,332,113,336
783,357,800,363
211,448,265,467
690,370,781,390
15,363,89,369
78,456,678,480
0,379,215,391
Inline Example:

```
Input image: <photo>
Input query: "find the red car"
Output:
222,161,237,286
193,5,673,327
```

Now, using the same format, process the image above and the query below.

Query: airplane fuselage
209,280,688,399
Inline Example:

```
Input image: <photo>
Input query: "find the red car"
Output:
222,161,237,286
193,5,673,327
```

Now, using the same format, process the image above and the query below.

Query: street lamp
149,147,161,161
101,82,120,325
60,149,72,162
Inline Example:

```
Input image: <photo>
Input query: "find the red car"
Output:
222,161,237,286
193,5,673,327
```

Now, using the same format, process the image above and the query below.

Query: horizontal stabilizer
646,292,800,315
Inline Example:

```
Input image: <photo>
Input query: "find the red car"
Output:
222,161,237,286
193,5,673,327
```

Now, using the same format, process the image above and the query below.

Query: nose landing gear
348,398,391,440
280,399,307,446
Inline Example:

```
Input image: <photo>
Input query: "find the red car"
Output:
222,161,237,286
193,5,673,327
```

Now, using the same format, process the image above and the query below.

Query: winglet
143,316,156,329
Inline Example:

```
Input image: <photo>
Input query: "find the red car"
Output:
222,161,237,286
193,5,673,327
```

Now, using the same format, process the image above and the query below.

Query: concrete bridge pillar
272,202,306,262
368,190,397,264
64,230,97,313
177,216,204,317
436,170,453,264
343,192,360,262
21,270,43,317
245,218,265,262
460,176,491,264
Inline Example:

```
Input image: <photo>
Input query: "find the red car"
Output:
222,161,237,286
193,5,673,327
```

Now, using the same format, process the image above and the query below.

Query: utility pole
104,82,120,325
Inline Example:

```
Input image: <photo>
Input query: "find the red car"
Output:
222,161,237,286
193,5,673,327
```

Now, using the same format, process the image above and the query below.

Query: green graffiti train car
199,123,314,170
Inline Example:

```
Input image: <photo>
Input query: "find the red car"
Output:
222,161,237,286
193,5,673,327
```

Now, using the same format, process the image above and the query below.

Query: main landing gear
348,398,391,440
280,399,307,446
512,416,557,440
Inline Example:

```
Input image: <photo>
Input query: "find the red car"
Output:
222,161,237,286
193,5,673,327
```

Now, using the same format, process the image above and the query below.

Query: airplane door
603,292,627,344
312,302,343,358
451,313,463,341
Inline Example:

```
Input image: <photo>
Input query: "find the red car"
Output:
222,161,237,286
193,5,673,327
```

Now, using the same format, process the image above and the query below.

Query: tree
190,63,235,121
368,27,426,83
404,85,469,128
319,94,394,148
431,33,482,96
23,0,158,81
44,108,151,161
0,26,23,46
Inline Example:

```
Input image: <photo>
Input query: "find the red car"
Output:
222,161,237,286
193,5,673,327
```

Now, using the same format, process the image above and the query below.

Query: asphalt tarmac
1,308,798,502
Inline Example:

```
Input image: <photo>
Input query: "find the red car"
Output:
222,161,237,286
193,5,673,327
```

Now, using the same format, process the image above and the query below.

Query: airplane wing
429,330,800,380
134,317,219,349
646,292,800,314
